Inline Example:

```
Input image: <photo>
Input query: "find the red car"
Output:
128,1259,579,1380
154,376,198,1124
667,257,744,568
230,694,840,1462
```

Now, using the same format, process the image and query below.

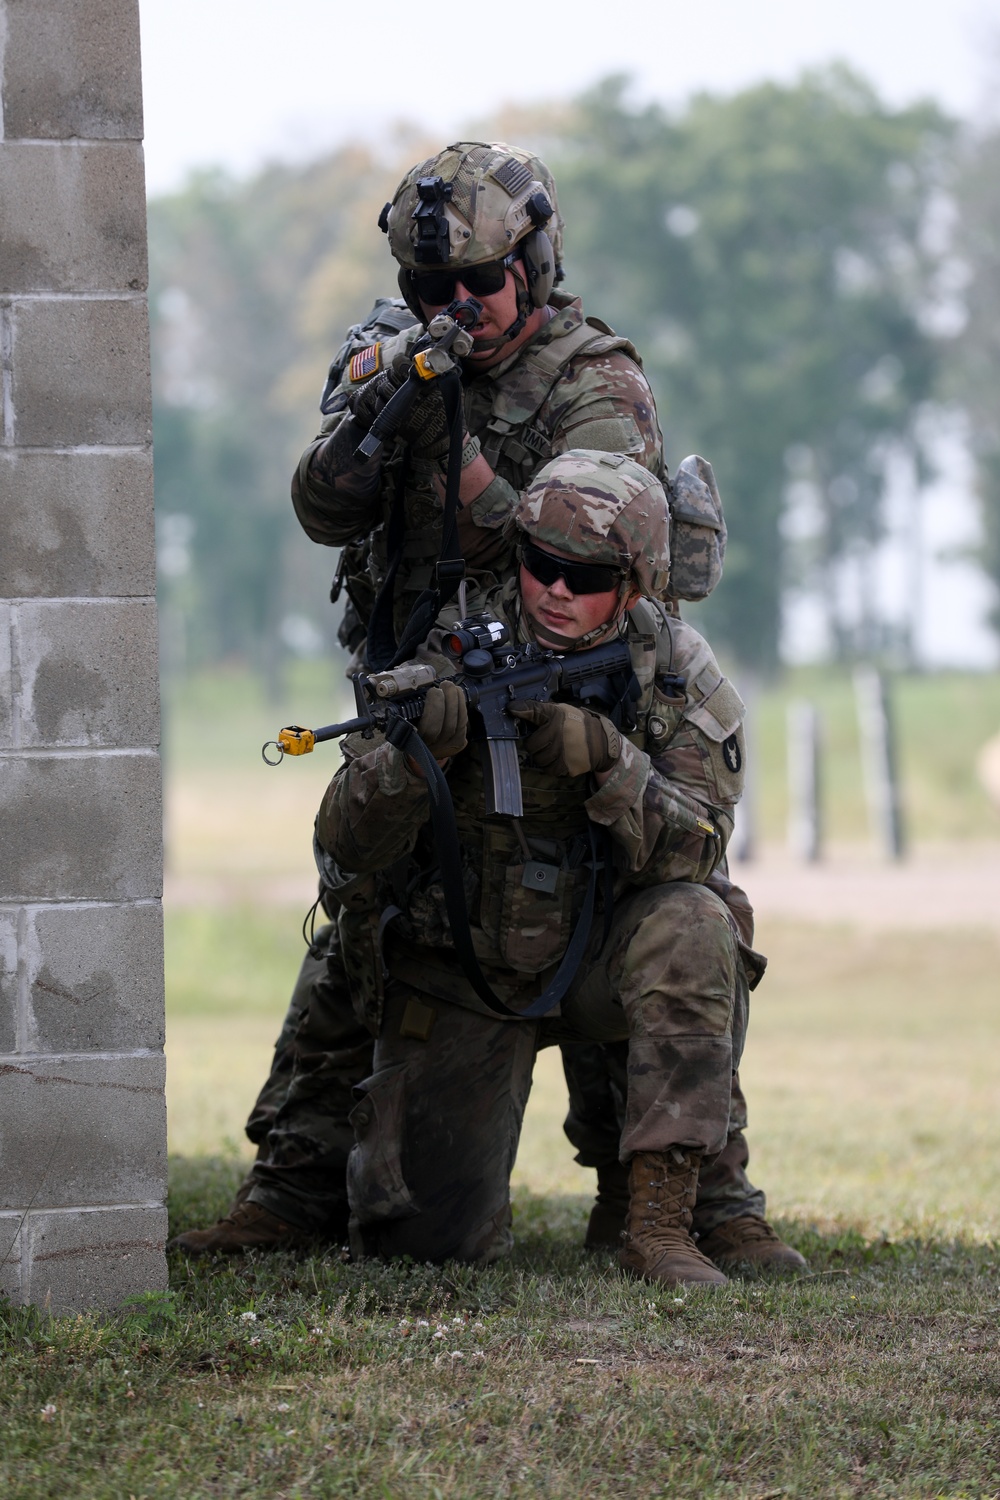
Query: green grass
751,666,1000,843
9,660,998,1495
3,1187,1000,1498
164,907,1000,1239
164,905,309,1020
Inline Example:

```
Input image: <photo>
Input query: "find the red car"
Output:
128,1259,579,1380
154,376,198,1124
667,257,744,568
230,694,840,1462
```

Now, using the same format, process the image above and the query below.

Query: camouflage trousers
245,884,765,1245
348,879,759,1262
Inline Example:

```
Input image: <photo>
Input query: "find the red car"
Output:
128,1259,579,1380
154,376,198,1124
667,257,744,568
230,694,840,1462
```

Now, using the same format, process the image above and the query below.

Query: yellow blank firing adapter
261,725,317,764
279,725,315,755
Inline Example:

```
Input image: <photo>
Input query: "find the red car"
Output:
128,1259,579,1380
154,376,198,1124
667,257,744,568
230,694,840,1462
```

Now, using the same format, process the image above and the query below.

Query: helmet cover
514,449,672,600
385,140,563,274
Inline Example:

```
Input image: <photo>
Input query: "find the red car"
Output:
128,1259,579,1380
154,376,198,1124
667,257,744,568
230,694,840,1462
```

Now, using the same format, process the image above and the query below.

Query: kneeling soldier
316,450,796,1285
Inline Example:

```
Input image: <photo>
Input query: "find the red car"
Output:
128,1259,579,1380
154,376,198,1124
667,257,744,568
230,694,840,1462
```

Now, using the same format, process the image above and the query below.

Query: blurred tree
148,145,424,689
553,68,953,668
952,126,1000,635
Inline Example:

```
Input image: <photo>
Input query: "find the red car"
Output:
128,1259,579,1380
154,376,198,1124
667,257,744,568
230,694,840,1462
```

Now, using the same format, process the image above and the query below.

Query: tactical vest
371,593,746,1014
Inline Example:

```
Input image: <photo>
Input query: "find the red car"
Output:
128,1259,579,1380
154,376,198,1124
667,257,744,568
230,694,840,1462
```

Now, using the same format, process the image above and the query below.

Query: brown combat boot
619,1149,728,1287
697,1215,808,1276
584,1160,630,1249
167,1202,313,1257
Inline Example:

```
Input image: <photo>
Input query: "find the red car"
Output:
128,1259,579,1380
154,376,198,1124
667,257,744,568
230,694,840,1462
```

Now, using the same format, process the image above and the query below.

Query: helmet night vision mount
412,175,455,266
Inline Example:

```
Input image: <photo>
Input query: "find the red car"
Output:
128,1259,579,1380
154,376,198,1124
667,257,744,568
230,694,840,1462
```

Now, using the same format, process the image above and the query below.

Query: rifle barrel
313,715,369,743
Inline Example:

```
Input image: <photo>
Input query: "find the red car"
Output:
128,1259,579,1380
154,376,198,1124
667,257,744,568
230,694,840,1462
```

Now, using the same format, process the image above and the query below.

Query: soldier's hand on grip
350,354,410,434
396,383,451,459
416,680,468,761
509,700,621,777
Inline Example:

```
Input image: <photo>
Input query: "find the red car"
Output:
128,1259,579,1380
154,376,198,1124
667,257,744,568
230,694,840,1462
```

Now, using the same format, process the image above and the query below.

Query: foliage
952,125,1000,634
554,69,954,666
148,148,422,686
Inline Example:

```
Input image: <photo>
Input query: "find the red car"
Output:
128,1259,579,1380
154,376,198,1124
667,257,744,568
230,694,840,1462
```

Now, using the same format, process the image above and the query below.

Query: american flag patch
349,343,382,382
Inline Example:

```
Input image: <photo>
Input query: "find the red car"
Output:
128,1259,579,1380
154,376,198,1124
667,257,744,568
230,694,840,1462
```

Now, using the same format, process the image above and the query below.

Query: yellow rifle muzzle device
277,725,315,756
261,661,439,767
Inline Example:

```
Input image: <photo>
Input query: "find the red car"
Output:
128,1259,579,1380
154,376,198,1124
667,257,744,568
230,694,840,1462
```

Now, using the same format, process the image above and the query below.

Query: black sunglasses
411,253,517,307
520,540,624,596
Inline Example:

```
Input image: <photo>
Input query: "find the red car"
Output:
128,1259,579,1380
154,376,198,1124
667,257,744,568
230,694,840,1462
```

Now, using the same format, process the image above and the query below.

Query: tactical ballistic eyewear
520,540,625,596
411,252,518,307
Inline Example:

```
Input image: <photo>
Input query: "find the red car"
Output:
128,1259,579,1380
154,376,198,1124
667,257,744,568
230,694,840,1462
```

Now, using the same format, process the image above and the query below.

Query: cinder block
1,0,144,141
0,752,161,902
0,1054,166,1211
10,298,151,448
0,1214,23,1303
0,450,155,598
0,909,17,1054
0,604,11,748
24,903,163,1053
16,599,160,748
0,142,147,294
25,1206,167,1313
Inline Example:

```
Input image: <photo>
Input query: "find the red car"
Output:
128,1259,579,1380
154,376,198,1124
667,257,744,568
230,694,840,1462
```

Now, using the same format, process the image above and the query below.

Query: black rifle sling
366,370,466,673
385,716,607,1020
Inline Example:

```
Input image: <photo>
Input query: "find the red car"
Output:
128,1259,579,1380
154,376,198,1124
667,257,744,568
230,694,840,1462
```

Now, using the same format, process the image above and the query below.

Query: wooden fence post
787,700,822,862
853,665,906,860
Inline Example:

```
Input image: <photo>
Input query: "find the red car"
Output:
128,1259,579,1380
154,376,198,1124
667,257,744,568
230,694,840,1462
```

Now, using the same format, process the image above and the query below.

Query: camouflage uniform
242,297,769,1240
239,144,767,1246
314,489,762,1259
291,288,660,634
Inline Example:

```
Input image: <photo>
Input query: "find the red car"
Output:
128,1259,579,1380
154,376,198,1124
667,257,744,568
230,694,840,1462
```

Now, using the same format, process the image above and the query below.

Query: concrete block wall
0,0,167,1312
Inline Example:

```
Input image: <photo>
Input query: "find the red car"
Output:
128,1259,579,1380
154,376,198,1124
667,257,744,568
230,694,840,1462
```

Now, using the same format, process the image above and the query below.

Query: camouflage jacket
291,291,663,634
316,585,745,1015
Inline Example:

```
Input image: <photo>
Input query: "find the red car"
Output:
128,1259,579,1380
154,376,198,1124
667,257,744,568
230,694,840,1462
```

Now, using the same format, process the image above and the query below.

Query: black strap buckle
434,558,466,589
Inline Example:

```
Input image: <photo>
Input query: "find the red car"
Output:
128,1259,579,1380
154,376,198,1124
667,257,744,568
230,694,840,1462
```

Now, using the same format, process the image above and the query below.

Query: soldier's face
519,553,631,647
416,265,534,367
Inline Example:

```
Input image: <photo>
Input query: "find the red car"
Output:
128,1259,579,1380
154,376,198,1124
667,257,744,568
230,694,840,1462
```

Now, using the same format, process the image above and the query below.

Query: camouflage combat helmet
514,449,672,602
380,142,564,328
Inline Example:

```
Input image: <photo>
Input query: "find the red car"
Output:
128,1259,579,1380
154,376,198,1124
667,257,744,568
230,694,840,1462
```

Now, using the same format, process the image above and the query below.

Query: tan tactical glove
415,680,468,761
509,700,622,777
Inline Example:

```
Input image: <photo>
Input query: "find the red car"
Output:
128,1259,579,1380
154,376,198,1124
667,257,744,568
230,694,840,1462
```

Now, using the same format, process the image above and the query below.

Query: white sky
139,0,997,197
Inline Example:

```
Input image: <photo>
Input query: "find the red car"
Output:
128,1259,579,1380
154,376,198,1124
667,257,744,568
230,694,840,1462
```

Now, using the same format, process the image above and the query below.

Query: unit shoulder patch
722,734,742,774
349,344,383,383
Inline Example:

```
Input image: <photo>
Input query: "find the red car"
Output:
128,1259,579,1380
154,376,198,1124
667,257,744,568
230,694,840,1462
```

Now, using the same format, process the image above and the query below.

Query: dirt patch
731,840,1000,931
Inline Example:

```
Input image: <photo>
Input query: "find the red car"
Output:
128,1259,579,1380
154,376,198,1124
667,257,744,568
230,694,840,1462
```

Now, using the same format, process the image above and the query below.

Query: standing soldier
170,142,803,1277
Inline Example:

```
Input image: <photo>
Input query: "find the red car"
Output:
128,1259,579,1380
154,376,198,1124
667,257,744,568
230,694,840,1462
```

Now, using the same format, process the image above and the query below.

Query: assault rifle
262,615,641,820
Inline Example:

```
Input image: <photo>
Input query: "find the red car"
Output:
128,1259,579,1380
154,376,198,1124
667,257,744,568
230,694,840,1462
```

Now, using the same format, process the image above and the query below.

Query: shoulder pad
582,317,643,368
487,317,641,431
659,618,745,742
629,596,669,638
